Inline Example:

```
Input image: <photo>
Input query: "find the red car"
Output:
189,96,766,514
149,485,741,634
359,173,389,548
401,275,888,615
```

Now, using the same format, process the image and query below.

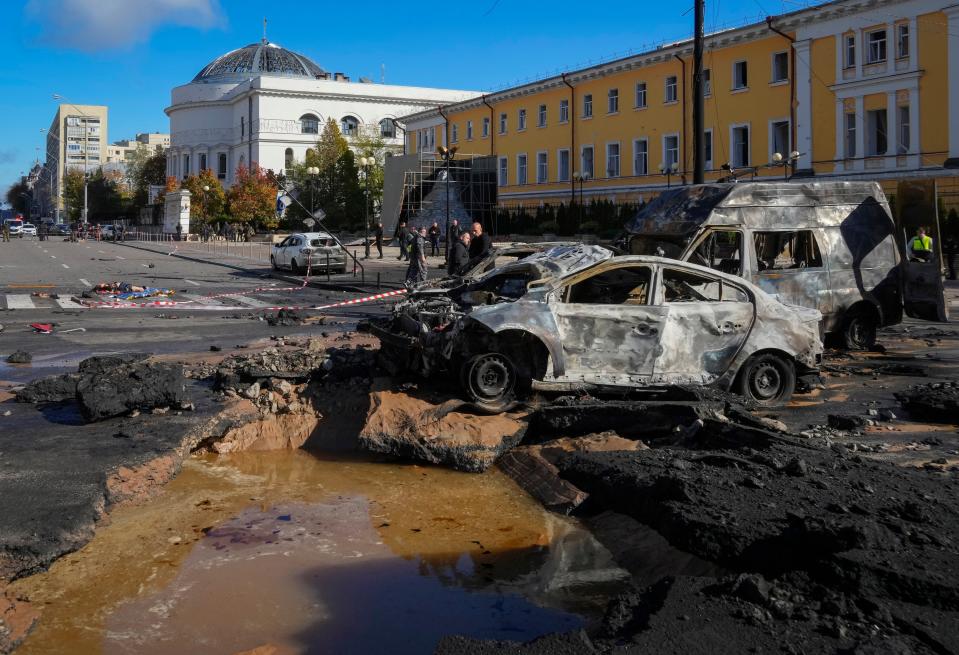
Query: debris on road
5,351,32,364
896,381,959,424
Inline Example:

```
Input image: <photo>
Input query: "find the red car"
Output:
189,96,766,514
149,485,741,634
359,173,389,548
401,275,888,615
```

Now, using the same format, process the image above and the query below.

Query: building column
834,99,845,173
945,5,959,166
854,96,865,171
885,91,897,170
794,39,814,172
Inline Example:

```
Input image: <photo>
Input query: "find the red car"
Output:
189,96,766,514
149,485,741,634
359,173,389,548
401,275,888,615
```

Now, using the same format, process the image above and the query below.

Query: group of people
394,218,492,286
197,222,254,242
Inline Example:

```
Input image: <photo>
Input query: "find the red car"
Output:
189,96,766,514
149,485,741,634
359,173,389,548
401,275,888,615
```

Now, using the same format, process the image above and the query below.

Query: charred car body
372,245,822,410
624,181,946,349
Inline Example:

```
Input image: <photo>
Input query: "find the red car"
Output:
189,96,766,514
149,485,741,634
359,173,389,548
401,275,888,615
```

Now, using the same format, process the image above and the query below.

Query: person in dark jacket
468,221,492,264
428,222,441,256
395,222,409,261
445,219,461,262
374,222,384,259
944,234,958,280
406,227,429,285
448,232,471,276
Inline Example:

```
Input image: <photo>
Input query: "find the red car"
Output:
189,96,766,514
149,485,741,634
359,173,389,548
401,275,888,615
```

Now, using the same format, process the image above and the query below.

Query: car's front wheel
462,352,518,413
270,255,279,271
736,353,796,408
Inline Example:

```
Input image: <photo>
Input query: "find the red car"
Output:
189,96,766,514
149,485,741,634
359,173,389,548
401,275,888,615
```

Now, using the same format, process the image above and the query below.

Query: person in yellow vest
908,227,933,262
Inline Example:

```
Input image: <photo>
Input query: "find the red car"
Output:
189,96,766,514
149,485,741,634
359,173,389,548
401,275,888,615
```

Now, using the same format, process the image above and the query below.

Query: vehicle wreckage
371,244,823,411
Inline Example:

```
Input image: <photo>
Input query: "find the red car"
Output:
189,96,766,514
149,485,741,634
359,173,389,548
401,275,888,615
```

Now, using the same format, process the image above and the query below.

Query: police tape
79,288,408,312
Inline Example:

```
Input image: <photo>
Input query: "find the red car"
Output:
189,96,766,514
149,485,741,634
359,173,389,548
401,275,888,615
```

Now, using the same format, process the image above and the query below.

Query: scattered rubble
265,309,305,327
15,374,78,404
896,381,959,424
5,351,31,364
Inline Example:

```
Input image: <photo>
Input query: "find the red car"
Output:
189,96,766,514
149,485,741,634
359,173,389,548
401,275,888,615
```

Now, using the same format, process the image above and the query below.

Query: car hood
476,244,613,285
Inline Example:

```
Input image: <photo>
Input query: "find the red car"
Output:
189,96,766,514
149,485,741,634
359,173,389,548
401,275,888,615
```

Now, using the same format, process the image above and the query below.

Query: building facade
44,103,108,215
399,0,959,211
165,39,479,187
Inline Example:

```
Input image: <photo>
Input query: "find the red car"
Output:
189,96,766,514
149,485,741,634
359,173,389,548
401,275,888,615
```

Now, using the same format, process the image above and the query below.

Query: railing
125,231,273,264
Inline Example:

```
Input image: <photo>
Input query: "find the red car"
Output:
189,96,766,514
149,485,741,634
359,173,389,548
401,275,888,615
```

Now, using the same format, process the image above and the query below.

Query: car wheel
270,255,279,271
290,259,301,275
840,311,877,351
737,353,796,408
462,352,518,413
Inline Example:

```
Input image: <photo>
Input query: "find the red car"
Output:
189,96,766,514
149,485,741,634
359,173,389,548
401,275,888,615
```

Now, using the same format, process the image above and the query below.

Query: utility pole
692,0,706,185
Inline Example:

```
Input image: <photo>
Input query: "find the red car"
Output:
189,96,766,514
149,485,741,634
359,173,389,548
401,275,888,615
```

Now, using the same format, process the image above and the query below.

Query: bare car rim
740,353,795,406
465,353,516,406
750,361,783,401
843,313,877,350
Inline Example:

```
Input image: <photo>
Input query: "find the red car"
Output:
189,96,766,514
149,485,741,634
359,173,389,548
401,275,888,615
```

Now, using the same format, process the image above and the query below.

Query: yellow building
398,0,959,213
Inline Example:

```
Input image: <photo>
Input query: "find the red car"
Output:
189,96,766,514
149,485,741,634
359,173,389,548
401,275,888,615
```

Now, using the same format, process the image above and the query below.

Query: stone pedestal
163,190,191,235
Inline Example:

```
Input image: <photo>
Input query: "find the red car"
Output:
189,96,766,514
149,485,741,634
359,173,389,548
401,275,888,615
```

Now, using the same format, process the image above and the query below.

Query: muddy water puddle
13,450,628,655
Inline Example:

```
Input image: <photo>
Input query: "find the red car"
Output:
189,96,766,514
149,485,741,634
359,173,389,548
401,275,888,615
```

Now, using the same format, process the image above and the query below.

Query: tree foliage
61,168,131,222
129,152,168,210
182,169,226,223
226,163,277,229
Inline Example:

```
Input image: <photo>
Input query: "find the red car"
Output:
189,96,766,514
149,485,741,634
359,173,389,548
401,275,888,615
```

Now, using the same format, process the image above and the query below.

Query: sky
0,0,795,192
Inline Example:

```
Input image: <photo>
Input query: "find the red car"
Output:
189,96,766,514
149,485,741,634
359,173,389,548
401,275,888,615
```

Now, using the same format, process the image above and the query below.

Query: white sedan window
663,268,748,303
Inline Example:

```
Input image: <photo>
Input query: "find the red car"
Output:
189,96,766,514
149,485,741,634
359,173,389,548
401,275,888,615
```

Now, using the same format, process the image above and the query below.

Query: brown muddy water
11,450,630,655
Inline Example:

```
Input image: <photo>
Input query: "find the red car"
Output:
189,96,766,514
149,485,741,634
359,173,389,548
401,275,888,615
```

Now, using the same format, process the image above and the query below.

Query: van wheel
737,353,796,408
840,311,877,351
462,352,519,413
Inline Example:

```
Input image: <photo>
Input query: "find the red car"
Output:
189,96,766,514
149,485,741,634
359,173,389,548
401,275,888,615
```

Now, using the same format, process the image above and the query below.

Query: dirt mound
76,356,190,422
896,381,959,424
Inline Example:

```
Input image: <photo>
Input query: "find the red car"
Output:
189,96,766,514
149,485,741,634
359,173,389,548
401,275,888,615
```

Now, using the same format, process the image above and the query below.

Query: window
498,157,508,186
703,69,711,96
845,113,857,158
240,116,245,138
608,88,619,113
517,154,528,185
482,117,490,138
566,266,651,305
732,125,750,167
733,61,748,90
581,146,594,178
866,109,887,156
772,52,789,83
897,24,909,59
518,109,527,130
558,149,570,182
499,112,507,134
538,104,547,127
867,30,887,63
663,268,747,303
635,82,647,108
380,118,396,138
691,230,743,275
559,99,569,123
451,123,458,143
466,120,474,140
300,114,319,134
536,151,548,183
664,135,679,168
583,94,593,118
217,153,227,179
771,120,790,158
606,143,620,177
898,105,910,154
845,35,856,68
633,139,648,176
341,116,358,137
182,154,190,177
754,231,823,271
199,153,207,171
665,76,678,103
284,148,294,172
704,129,713,169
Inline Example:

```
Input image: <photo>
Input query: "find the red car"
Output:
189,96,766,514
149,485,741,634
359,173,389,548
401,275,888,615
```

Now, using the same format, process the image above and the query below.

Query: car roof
290,232,334,240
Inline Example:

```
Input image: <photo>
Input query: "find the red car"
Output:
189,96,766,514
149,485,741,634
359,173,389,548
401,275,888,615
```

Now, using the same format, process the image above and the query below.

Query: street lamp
357,157,375,258
771,151,802,180
306,165,319,225
436,145,458,257
659,161,679,188
572,171,589,226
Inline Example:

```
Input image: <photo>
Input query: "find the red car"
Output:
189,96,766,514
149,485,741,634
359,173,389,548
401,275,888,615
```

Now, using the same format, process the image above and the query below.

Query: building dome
193,40,326,83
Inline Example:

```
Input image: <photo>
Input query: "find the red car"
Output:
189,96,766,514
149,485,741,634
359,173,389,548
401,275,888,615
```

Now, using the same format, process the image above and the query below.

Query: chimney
334,72,349,82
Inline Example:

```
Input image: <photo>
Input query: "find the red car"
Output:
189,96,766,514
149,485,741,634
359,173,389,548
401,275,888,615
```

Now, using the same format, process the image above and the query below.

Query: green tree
182,169,226,223
352,125,387,215
227,163,277,229
129,152,168,211
62,169,86,221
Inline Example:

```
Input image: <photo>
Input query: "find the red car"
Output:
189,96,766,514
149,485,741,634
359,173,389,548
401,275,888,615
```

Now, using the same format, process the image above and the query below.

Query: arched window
284,148,294,172
341,116,359,137
380,118,396,138
300,114,319,134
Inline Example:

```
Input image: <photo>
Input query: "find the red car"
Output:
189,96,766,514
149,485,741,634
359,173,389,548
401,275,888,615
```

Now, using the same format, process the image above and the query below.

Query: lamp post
771,151,802,180
53,94,94,225
436,145,458,256
572,171,589,226
306,166,319,219
358,157,374,258
659,161,679,188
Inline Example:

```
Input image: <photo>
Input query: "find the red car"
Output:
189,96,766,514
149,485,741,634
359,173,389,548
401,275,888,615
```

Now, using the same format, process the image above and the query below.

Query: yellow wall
918,11,949,164
809,35,837,175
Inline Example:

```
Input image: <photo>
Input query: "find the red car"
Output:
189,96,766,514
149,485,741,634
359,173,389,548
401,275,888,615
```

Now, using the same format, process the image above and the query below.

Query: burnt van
625,181,946,349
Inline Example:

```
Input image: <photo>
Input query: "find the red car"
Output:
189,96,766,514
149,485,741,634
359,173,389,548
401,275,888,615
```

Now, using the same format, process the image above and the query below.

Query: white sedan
271,232,348,275
21,223,37,237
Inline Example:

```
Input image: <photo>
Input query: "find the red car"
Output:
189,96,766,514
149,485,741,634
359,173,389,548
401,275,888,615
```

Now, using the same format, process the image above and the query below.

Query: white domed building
165,39,479,186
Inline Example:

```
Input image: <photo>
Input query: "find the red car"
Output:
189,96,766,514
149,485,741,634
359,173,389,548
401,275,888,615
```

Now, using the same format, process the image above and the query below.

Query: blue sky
1,0,788,191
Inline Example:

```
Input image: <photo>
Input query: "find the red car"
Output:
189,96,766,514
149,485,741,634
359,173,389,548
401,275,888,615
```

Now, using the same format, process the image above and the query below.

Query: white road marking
98,250,105,254
184,279,202,286
5,295,35,309
141,264,150,268
79,278,91,287
62,264,70,269
230,295,270,308
42,250,48,253
50,255,56,259
54,297,85,310
116,255,125,260
178,293,227,306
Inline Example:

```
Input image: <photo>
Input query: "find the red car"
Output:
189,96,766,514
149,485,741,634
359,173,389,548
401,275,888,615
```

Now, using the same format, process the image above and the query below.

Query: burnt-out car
371,244,822,411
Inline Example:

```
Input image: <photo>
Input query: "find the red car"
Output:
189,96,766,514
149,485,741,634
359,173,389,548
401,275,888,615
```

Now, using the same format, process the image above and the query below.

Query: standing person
445,219,461,263
908,226,933,262
468,221,492,263
406,227,428,285
118,225,125,242
175,222,183,242
395,222,409,261
374,222,384,259
2,221,9,243
448,231,471,276
428,222,441,256
944,233,958,280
